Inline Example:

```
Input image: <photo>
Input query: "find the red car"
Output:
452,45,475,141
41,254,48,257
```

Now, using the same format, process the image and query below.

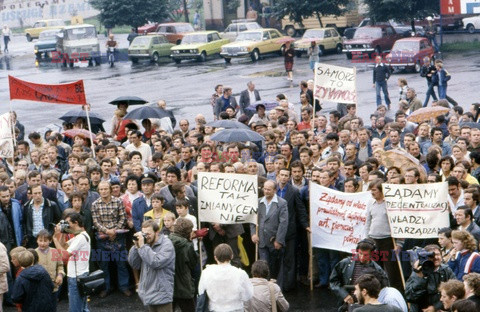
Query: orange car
154,23,194,45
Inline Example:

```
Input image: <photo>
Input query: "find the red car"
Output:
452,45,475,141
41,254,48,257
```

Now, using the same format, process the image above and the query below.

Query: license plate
232,53,238,56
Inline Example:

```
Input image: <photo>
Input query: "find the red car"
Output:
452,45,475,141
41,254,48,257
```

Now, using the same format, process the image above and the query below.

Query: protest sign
383,182,450,239
310,183,370,253
0,113,14,158
313,63,357,104
9,75,87,105
198,172,258,224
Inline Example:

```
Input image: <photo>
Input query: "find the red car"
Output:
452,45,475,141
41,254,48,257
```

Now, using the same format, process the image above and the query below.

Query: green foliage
363,0,439,24
90,0,170,28
274,0,349,25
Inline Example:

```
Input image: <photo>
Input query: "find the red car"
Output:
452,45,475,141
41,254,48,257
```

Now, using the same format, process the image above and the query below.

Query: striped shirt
91,196,126,233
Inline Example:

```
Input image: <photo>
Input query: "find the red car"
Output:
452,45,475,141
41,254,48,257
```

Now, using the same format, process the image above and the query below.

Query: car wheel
224,58,231,63
467,24,475,34
198,51,207,62
152,52,160,63
285,26,296,37
95,57,101,66
251,49,259,62
336,43,343,54
69,60,74,68
414,61,421,73
35,52,42,60
346,52,352,60
131,57,139,64
279,45,285,56
375,46,382,55
295,51,302,58
318,46,325,57
88,59,93,67
26,34,32,42
176,39,182,45
174,58,181,64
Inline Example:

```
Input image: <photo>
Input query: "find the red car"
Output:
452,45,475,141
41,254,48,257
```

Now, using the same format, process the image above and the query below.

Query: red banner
441,0,461,15
8,75,87,105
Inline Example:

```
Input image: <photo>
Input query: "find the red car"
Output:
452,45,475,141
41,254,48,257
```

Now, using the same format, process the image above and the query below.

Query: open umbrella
59,109,106,124
124,106,175,120
64,129,96,141
276,37,295,44
381,149,427,181
246,100,278,112
207,120,250,130
460,122,480,130
407,106,449,123
210,128,264,142
109,96,148,106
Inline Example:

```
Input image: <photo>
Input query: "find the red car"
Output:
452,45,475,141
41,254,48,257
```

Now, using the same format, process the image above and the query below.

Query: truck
281,11,361,37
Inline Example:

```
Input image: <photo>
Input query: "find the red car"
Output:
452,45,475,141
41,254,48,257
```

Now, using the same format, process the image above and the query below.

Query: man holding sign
251,180,288,290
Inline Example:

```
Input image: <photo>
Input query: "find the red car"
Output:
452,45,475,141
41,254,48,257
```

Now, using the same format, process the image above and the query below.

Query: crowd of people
0,55,479,312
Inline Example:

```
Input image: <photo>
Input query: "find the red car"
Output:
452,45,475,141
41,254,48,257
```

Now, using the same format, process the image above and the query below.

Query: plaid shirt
91,196,126,233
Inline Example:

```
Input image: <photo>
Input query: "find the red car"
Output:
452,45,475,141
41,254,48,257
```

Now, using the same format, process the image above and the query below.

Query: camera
133,233,147,241
58,220,70,233
407,247,435,275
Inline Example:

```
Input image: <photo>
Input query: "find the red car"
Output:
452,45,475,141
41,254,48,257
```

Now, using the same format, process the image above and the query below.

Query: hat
274,106,285,111
141,172,158,184
254,121,267,129
256,104,266,111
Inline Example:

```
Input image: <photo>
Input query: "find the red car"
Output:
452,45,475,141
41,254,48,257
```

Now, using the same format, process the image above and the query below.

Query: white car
463,15,480,33
221,20,262,42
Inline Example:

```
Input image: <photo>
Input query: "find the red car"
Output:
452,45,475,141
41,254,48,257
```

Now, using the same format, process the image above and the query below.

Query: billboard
441,0,480,15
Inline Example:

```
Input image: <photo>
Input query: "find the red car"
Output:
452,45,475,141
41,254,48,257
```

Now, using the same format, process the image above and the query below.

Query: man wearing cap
254,121,268,135
132,173,157,231
239,81,261,118
249,103,269,126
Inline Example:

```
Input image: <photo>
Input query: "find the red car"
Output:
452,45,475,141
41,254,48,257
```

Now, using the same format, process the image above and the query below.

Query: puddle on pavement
248,70,285,78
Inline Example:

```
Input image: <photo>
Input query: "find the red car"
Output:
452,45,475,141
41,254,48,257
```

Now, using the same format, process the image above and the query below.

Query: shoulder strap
268,282,277,312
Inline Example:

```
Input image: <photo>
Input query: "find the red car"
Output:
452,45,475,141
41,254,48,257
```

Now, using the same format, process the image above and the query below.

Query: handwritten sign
310,183,370,253
198,172,258,224
0,113,14,158
313,63,357,104
383,182,450,239
9,75,87,105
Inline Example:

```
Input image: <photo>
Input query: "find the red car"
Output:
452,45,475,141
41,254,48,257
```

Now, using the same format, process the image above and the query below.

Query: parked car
221,19,262,42
294,27,342,57
416,15,464,31
128,35,175,63
56,24,101,67
220,28,288,63
25,19,65,42
343,18,424,41
34,29,60,59
342,25,403,59
463,15,480,33
138,22,160,34
155,23,195,44
385,37,435,73
170,31,229,63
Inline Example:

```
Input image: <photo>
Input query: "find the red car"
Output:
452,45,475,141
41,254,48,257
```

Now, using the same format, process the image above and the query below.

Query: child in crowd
143,193,170,229
398,78,408,101
10,246,26,312
35,229,65,304
11,250,56,312
161,212,176,235
176,199,198,251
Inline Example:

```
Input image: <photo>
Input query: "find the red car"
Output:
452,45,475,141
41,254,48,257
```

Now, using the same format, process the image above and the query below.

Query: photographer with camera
52,212,90,312
405,244,456,312
128,219,175,312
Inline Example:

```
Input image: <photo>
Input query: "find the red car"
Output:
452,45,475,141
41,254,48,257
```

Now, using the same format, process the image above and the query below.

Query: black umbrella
206,120,250,130
210,128,264,142
59,109,106,124
460,122,480,130
124,106,175,121
109,96,148,106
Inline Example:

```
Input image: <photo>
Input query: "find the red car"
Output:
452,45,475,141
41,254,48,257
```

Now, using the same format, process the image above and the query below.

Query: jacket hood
22,265,49,282
169,233,190,248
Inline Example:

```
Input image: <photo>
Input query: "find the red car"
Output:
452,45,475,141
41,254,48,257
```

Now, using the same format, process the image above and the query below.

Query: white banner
0,113,14,159
383,182,450,239
198,172,258,224
313,63,357,104
310,183,370,253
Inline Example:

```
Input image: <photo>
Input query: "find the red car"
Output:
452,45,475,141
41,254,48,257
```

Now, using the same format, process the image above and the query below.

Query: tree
274,0,349,28
364,0,439,31
90,0,170,29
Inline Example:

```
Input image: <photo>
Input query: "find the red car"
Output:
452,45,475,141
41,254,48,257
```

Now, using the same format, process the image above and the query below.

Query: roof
184,30,219,35
63,24,95,30
158,22,192,26
242,28,279,33
395,37,427,42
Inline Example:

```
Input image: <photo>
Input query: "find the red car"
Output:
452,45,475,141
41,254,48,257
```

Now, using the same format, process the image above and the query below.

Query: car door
210,33,223,53
151,36,160,55
331,29,341,46
158,36,172,56
323,29,335,50
267,30,280,53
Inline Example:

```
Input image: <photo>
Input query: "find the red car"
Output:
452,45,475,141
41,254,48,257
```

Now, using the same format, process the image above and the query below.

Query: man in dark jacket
405,244,456,312
169,217,198,311
372,56,391,109
15,171,58,206
11,250,55,312
239,81,261,118
330,239,387,308
420,56,438,107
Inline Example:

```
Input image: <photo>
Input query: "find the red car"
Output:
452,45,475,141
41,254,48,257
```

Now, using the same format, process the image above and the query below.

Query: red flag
8,75,87,105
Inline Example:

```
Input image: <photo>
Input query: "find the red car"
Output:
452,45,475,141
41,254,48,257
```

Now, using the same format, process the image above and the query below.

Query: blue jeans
309,60,316,71
315,248,339,286
96,233,130,292
429,36,439,53
375,80,391,106
438,85,447,99
68,276,89,312
423,82,438,107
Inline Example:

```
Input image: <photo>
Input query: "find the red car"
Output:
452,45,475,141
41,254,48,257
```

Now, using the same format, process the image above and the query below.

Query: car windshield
353,28,381,39
177,24,194,32
39,31,58,40
132,37,151,45
247,23,261,29
236,32,262,41
393,41,418,52
303,29,324,39
65,27,96,40
182,34,207,43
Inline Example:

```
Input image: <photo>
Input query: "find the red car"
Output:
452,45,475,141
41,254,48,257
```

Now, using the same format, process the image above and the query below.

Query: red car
138,23,160,34
155,22,195,45
386,37,435,73
342,25,403,59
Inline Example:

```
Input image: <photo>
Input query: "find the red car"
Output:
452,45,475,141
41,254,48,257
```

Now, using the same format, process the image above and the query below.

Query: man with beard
353,274,402,312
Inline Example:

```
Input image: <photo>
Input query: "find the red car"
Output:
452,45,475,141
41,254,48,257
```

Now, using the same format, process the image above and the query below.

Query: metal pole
84,105,96,158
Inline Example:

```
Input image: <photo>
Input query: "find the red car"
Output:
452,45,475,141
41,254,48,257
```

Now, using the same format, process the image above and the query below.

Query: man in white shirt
125,130,151,166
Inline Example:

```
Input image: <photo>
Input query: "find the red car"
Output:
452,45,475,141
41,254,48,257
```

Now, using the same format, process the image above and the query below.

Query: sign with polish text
313,63,357,104
0,113,14,158
383,182,450,239
198,172,258,224
310,183,369,253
